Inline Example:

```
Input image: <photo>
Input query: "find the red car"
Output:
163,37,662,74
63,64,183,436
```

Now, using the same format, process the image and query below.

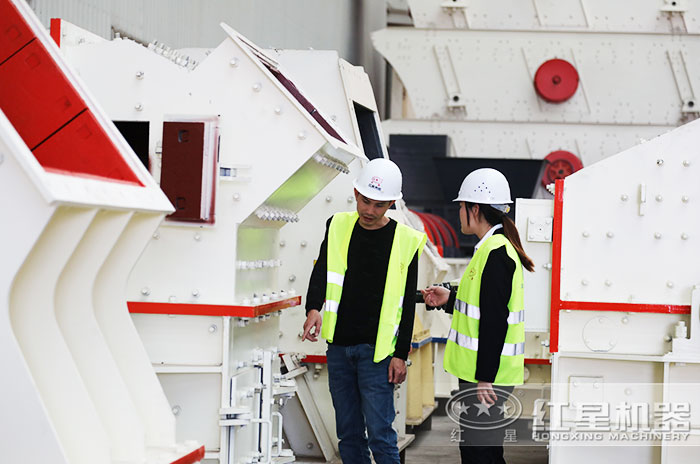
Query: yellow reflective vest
321,212,427,362
444,234,525,385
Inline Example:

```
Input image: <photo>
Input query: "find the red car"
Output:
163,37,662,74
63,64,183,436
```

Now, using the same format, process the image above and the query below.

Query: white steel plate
560,119,700,305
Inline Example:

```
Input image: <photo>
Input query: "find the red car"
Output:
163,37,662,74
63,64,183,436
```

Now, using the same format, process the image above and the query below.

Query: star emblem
499,403,511,415
452,402,470,417
474,402,492,416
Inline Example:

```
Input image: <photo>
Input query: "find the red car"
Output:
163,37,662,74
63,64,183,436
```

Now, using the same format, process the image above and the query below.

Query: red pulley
541,150,583,186
534,59,579,103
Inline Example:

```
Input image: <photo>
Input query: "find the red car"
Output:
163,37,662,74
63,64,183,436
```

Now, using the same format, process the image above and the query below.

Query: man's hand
421,285,450,308
476,381,498,406
388,357,407,384
302,309,322,342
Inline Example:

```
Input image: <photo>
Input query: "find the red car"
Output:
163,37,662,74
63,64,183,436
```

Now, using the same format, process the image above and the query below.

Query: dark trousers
458,380,515,464
326,344,400,464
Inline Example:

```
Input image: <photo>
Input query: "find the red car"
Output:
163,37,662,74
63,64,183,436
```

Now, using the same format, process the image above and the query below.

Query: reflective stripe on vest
327,271,344,287
321,211,427,363
454,300,525,324
447,328,525,356
444,233,525,386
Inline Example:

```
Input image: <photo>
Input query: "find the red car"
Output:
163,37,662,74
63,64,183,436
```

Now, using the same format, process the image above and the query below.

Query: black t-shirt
305,217,418,360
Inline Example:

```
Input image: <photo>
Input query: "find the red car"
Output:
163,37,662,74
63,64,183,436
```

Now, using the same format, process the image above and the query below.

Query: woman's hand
476,381,498,406
420,285,450,307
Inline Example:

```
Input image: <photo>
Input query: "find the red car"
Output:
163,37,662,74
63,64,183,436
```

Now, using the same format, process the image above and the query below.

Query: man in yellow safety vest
302,158,427,464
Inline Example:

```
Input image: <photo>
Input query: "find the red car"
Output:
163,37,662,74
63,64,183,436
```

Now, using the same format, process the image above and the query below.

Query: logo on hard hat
369,176,383,192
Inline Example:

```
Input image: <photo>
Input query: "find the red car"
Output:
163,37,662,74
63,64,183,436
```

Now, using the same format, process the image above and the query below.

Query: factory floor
404,414,548,464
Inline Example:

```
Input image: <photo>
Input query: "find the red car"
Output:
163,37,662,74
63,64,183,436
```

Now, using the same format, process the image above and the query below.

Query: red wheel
534,59,579,103
541,150,583,186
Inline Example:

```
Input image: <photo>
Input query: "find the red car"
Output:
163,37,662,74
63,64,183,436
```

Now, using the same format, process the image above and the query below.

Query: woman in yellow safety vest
422,168,534,464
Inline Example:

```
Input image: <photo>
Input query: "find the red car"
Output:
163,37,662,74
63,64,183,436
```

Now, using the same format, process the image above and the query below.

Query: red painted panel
525,358,551,365
50,18,61,47
170,446,205,464
32,111,143,185
300,355,327,364
0,0,35,64
550,179,565,353
160,121,207,221
0,39,86,149
128,296,302,318
562,301,690,314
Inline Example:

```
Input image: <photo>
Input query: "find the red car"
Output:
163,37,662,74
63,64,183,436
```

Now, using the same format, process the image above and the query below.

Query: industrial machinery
0,0,203,463
52,15,452,462
372,0,700,427
512,116,700,463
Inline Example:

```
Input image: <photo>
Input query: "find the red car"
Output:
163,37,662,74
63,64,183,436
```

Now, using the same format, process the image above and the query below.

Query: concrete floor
404,415,549,464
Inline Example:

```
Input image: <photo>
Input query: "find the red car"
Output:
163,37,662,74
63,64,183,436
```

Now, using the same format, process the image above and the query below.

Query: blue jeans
326,343,400,464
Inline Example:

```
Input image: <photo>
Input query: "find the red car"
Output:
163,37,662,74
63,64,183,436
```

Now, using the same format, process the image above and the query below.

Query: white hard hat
453,168,512,212
353,158,403,201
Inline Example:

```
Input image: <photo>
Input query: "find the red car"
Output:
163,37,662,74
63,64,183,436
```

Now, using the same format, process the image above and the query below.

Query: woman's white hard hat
353,158,403,201
454,168,512,213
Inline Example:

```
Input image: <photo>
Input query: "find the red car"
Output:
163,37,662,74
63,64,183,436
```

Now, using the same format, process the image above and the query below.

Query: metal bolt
683,160,691,167
655,195,663,202
208,324,217,333
606,231,614,238
301,241,307,247
581,279,589,286
543,263,552,270
298,131,307,140
229,58,239,67
681,233,689,240
135,103,143,111
582,231,590,238
620,194,629,201
152,232,160,240
605,280,612,287
528,234,534,240
347,196,354,203
194,233,202,241
306,443,314,450
325,195,333,202
667,281,675,288
172,405,181,416
135,71,144,79
168,295,177,303
622,317,629,324
252,82,262,92
233,193,241,201
682,196,689,203
657,159,664,166
654,232,662,239
274,106,282,115
279,240,286,247
192,289,200,297
141,287,151,296
289,275,296,282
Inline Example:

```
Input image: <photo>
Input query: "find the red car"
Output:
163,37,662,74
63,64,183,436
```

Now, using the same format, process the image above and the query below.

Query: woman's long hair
465,202,535,272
